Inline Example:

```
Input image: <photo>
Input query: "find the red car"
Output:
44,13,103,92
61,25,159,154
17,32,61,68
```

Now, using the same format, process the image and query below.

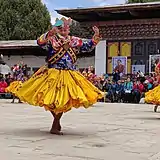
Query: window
133,41,145,56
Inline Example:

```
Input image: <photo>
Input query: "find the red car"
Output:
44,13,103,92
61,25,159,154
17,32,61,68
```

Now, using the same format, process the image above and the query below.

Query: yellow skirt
5,81,22,94
14,68,103,114
145,85,160,104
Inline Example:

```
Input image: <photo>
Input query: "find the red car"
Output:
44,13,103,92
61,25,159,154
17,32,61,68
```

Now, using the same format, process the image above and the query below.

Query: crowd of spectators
0,64,158,103
80,66,158,104
0,62,29,95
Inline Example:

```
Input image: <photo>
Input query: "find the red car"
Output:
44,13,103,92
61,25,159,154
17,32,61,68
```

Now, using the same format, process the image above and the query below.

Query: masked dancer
11,18,103,135
145,58,160,112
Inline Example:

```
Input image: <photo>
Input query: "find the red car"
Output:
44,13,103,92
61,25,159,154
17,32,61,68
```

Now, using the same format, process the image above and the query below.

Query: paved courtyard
0,100,160,160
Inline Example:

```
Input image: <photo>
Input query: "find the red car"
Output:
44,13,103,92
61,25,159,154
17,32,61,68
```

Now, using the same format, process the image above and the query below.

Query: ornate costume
5,63,27,103
5,81,22,94
145,63,160,106
10,18,103,134
5,64,25,94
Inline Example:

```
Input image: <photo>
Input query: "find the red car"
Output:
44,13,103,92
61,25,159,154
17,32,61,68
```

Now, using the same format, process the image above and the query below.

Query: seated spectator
144,80,153,91
153,80,159,88
0,78,8,93
105,80,117,103
132,80,144,103
103,80,112,102
82,69,88,77
94,78,103,91
104,73,109,80
115,80,124,102
5,74,12,85
123,78,133,103
137,70,145,83
78,66,160,104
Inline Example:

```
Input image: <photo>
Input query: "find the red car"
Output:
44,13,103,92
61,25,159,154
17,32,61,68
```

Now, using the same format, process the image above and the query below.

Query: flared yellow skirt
5,81,22,94
145,85,160,104
13,68,103,114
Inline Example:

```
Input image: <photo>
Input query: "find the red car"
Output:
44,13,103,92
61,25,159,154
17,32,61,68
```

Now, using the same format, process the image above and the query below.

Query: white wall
3,55,95,69
95,40,106,76
3,55,45,68
75,56,95,69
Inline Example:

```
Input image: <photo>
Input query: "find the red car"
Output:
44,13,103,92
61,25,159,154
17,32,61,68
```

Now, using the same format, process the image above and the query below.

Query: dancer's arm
79,26,101,53
37,27,57,49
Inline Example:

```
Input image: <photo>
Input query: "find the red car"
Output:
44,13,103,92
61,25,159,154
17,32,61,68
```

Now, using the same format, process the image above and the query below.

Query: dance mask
49,17,72,38
48,17,83,49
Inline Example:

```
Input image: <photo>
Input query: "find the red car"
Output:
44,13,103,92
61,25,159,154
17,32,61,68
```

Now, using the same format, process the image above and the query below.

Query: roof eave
0,40,38,49
0,46,38,49
56,2,160,14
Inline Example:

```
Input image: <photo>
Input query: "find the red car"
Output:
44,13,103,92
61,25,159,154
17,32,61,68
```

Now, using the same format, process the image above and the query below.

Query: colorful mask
52,17,72,37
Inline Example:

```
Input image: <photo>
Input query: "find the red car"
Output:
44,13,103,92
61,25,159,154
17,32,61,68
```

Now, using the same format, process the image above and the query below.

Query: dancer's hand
48,27,58,37
92,26,99,36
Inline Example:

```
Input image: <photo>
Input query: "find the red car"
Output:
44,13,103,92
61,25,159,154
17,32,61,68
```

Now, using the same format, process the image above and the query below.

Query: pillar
95,40,106,76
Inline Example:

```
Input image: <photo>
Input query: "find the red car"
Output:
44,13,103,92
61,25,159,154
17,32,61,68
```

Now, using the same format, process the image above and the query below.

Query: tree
126,0,160,3
0,0,52,40
70,20,89,38
70,20,82,36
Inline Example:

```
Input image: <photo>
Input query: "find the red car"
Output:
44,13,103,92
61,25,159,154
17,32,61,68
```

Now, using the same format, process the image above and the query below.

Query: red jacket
133,83,144,93
0,81,8,93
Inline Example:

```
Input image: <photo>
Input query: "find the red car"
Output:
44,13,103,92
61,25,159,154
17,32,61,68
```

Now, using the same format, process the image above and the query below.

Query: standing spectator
112,70,120,82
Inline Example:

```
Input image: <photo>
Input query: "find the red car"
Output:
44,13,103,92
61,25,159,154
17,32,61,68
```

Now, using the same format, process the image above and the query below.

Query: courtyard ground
0,100,160,160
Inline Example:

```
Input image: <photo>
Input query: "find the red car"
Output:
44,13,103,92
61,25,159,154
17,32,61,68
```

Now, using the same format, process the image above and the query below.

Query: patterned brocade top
155,63,160,76
37,32,100,70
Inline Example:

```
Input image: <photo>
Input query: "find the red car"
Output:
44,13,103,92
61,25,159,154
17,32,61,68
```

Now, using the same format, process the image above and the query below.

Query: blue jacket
147,83,152,90
116,84,124,92
111,84,117,93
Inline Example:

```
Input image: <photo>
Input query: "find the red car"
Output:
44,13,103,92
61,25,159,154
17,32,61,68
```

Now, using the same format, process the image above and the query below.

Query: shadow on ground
0,127,97,139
